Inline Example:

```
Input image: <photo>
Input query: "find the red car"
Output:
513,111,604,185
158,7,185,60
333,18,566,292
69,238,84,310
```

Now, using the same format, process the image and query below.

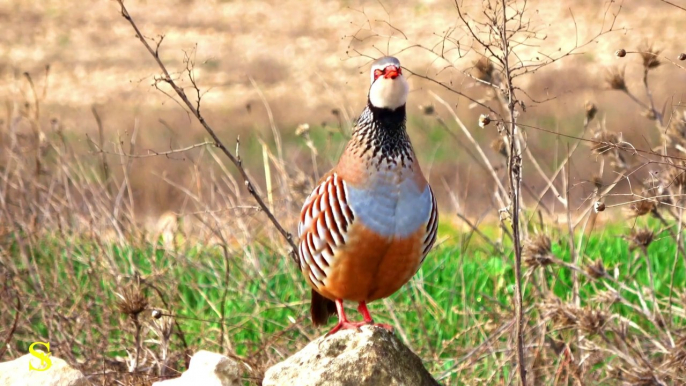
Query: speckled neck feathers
347,103,414,167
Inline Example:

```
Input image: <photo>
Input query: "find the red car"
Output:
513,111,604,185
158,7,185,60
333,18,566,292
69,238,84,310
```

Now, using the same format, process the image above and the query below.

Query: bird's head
368,56,408,111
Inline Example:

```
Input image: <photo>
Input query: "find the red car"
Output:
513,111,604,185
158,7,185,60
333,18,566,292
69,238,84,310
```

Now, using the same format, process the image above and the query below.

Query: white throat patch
368,75,409,110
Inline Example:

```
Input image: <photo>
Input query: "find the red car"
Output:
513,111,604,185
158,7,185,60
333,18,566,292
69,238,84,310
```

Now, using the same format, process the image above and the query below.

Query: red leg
325,299,370,336
357,301,394,332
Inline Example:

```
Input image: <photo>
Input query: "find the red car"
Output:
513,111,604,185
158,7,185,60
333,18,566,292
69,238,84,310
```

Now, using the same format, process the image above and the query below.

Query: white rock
0,351,89,386
153,350,240,386
263,325,440,386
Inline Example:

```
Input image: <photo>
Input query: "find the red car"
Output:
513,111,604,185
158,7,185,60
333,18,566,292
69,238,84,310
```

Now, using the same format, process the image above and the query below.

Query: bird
297,56,439,335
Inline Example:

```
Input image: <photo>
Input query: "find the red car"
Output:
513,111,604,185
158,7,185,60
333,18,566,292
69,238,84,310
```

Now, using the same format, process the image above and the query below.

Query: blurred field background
1,0,685,220
1,0,686,385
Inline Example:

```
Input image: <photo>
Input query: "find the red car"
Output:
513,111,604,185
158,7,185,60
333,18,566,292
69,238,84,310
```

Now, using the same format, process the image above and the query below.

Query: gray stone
263,325,440,386
152,350,240,386
0,351,89,386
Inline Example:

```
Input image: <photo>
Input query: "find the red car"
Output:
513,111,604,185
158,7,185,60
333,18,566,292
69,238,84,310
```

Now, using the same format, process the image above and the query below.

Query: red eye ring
374,69,383,79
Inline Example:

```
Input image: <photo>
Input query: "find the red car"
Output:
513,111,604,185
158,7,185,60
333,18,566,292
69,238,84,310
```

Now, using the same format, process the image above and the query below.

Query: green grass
5,219,685,384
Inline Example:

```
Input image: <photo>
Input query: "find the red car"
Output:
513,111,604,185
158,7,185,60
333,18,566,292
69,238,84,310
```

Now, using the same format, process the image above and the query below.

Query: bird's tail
310,289,336,326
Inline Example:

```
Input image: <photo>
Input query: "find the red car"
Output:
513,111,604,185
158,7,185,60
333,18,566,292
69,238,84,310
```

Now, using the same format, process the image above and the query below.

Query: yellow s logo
28,342,52,371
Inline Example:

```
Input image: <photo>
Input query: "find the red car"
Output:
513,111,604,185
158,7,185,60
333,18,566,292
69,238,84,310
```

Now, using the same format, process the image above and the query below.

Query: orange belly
304,222,425,302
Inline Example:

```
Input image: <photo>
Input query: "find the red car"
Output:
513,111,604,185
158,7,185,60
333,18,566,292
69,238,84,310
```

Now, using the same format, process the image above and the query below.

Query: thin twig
116,1,298,261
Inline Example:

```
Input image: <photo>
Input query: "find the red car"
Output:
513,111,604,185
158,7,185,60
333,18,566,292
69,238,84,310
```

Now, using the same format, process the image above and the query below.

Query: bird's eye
374,69,383,79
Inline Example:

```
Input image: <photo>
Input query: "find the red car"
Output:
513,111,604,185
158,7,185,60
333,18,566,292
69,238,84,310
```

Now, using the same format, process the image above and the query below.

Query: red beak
384,65,400,79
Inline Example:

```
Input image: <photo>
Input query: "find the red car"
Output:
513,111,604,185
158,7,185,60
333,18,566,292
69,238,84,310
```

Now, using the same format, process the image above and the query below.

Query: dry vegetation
1,0,686,385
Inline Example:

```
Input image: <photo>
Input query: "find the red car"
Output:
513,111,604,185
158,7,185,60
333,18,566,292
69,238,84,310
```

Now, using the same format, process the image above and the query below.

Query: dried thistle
116,283,148,319
638,42,661,70
585,259,607,279
473,57,495,84
627,228,655,251
605,67,627,91
663,163,686,191
419,104,434,115
116,280,147,373
590,131,620,155
577,307,607,335
523,234,556,269
625,199,656,219
490,137,507,157
541,298,606,335
584,101,597,123
541,297,577,330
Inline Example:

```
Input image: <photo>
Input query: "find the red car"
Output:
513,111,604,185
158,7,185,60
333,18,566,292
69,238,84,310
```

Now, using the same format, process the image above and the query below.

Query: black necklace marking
350,102,415,168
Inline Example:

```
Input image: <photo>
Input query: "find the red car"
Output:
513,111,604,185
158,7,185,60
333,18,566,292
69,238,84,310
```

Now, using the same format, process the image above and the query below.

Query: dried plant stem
116,1,298,258
131,316,143,372
637,247,670,345
91,106,112,196
0,290,20,360
429,91,508,197
668,187,684,327
498,0,526,381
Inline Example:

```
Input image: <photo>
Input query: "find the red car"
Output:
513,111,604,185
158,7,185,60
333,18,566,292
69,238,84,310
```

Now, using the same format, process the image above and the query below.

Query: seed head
585,259,606,279
679,53,686,61
541,297,577,330
473,57,495,84
615,48,626,58
625,199,656,218
590,131,620,156
295,123,310,136
419,104,435,116
605,67,627,91
523,234,556,269
578,307,607,335
152,309,163,319
638,42,661,69
584,101,597,123
594,201,606,213
479,114,491,128
541,298,607,335
627,228,655,251
116,283,148,319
